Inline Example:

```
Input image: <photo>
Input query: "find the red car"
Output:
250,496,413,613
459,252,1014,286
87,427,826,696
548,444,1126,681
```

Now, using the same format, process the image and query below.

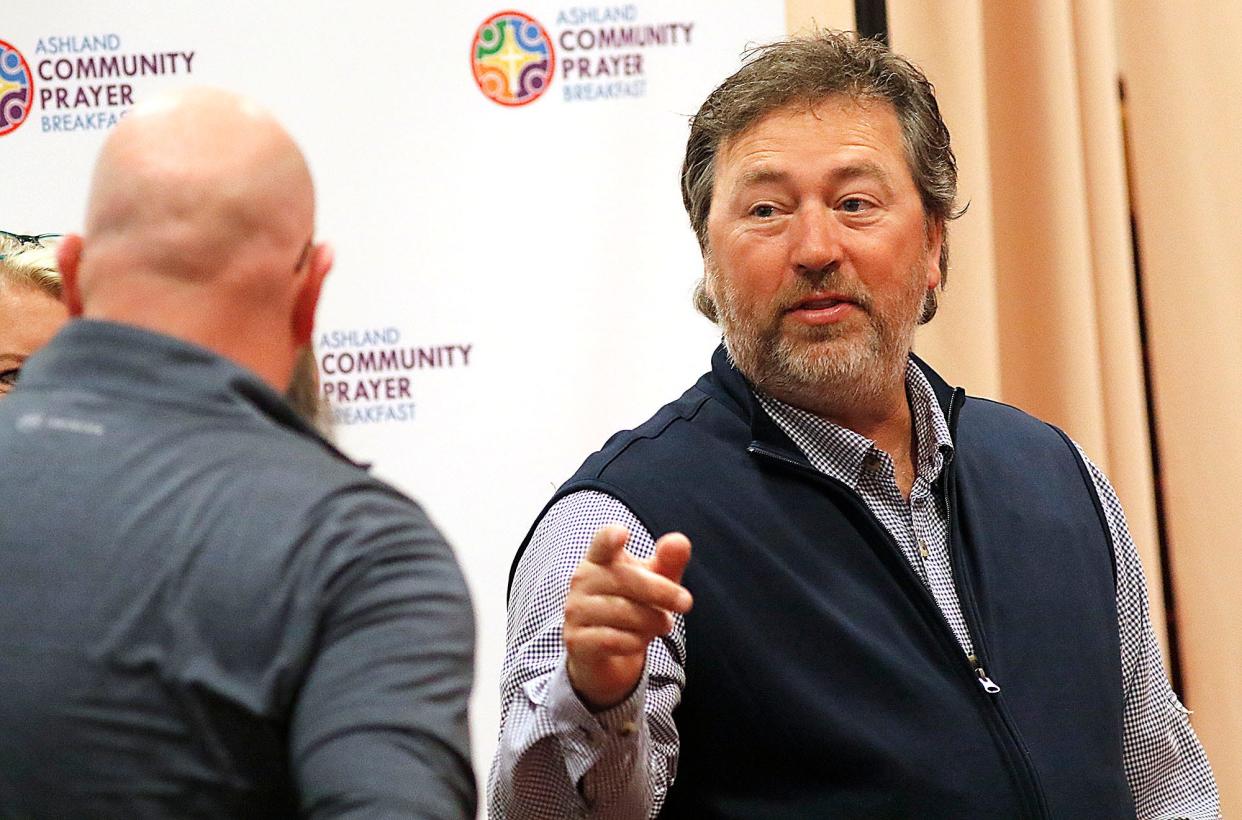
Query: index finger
584,524,630,566
611,563,694,614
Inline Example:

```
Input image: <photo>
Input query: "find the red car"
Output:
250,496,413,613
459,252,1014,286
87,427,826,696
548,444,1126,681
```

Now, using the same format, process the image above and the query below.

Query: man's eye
0,368,18,392
840,198,872,213
751,204,777,218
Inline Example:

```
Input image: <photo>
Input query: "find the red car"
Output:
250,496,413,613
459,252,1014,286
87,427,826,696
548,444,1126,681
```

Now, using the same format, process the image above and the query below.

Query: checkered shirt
489,360,1220,819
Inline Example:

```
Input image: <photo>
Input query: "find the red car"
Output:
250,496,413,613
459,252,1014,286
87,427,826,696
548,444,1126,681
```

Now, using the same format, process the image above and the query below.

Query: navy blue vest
513,347,1134,818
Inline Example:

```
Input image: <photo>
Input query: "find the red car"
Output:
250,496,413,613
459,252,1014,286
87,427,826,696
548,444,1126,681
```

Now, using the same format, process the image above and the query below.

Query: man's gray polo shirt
0,319,476,817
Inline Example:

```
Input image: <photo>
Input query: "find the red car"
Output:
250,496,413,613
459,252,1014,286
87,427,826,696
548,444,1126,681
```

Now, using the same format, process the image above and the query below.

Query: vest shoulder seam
584,388,714,480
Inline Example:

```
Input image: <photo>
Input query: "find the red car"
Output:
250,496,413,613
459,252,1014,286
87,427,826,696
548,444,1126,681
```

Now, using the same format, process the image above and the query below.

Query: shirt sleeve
488,490,685,820
290,486,478,819
1075,446,1221,818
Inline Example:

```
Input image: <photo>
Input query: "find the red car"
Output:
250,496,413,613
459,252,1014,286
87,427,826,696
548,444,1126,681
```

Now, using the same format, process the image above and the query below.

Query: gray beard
715,276,922,419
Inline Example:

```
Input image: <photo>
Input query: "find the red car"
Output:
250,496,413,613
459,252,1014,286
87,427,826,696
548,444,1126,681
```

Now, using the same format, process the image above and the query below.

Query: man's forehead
713,98,905,190
718,95,900,159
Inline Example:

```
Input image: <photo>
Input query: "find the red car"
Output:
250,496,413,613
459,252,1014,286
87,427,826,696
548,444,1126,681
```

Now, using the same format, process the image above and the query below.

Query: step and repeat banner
1,1,787,792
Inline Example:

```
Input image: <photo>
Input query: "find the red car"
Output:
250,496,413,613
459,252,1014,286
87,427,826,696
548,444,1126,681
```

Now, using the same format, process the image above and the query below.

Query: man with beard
490,31,1218,819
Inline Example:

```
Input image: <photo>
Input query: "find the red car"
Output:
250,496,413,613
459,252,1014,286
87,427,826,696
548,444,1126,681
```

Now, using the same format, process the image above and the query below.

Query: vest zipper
943,394,1002,702
939,388,1050,819
750,428,1051,820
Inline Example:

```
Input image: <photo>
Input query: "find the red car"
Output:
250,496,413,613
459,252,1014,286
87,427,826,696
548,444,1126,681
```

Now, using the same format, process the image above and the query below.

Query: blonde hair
0,234,63,299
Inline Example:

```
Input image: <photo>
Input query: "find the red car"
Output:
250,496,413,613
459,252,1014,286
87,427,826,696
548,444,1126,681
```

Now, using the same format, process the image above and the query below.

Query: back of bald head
82,87,314,290
57,88,331,391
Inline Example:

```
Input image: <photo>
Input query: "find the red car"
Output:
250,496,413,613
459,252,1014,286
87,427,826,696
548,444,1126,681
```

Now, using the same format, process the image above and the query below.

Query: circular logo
0,39,34,136
472,11,555,107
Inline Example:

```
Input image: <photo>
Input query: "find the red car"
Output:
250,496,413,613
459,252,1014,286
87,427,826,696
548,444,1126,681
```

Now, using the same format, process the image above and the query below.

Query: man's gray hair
681,30,963,324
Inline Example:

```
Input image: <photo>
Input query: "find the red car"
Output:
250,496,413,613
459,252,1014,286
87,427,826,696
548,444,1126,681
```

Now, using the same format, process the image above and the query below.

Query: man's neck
766,370,918,497
83,301,295,394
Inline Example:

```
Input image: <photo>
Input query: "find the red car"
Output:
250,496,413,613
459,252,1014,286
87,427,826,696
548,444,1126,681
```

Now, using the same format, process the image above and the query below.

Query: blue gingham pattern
490,361,1219,819
754,365,972,656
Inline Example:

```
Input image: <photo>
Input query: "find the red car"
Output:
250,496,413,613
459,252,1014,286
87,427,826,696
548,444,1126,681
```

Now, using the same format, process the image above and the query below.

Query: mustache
778,276,873,313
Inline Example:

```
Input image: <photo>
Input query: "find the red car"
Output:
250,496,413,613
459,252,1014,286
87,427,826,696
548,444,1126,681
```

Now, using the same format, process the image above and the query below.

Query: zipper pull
968,654,1002,693
974,666,1001,694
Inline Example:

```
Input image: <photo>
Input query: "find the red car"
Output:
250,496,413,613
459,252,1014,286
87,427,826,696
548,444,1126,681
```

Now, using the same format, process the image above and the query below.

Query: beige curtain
784,0,1239,810
1115,0,1242,804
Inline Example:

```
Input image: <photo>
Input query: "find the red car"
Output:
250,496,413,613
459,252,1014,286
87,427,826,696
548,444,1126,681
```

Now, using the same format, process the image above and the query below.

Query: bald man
0,89,476,817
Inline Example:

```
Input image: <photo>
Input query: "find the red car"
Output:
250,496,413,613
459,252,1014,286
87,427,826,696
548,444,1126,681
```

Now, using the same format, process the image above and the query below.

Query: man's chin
775,333,862,365
772,327,895,378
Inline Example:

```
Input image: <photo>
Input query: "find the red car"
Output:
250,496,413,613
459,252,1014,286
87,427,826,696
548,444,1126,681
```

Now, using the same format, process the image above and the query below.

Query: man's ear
56,235,85,317
695,248,722,322
292,242,333,346
924,219,944,291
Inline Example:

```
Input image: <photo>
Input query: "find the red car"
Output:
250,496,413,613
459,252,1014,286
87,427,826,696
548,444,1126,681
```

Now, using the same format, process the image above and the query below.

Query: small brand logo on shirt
15,412,43,432
15,412,104,436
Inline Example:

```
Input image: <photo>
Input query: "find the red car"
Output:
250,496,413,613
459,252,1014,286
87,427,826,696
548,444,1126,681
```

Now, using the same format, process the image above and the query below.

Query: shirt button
918,541,929,559
619,721,638,737
863,452,882,470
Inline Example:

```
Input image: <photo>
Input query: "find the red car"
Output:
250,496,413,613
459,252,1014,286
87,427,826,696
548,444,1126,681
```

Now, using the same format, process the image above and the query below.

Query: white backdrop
1,2,785,805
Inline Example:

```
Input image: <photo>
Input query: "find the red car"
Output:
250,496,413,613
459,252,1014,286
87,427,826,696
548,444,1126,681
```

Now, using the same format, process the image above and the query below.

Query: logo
317,327,475,426
0,39,34,136
15,413,43,432
7,34,197,135
472,11,555,106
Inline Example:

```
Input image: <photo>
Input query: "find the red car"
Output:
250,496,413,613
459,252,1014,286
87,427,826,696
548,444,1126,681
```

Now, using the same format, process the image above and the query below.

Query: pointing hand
563,525,693,711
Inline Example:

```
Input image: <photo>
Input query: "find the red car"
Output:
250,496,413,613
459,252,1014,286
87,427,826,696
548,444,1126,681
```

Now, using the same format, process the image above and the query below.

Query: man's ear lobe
924,220,944,291
311,242,334,280
702,251,718,300
291,242,333,346
56,235,85,317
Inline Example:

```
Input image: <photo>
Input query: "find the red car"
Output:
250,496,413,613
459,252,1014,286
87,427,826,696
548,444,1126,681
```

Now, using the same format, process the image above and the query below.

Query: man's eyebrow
731,161,896,195
830,161,895,194
734,167,789,190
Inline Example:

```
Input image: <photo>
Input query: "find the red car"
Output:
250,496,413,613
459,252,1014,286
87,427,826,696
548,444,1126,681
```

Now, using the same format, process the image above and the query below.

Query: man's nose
790,205,843,276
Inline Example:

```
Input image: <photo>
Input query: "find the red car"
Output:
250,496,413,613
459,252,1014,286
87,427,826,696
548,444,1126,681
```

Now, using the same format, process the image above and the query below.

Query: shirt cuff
528,654,648,788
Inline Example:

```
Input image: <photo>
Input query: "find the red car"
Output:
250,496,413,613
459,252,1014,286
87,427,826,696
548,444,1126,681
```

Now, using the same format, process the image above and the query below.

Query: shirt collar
19,318,348,459
755,358,955,490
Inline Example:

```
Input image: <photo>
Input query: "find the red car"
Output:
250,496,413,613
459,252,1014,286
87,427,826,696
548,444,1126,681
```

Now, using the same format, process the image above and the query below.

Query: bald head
85,87,314,283
59,87,333,391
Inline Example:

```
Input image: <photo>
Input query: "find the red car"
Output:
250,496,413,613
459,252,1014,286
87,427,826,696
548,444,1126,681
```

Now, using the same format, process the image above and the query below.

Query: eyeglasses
292,240,312,273
0,230,63,260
